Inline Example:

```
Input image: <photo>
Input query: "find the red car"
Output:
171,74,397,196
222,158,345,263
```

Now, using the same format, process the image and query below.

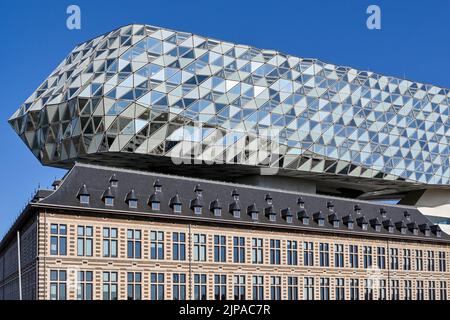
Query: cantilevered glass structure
9,24,450,191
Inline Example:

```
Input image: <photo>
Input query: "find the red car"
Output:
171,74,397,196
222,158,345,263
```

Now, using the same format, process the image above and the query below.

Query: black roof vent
190,196,203,209
247,203,259,214
281,208,293,218
153,179,162,188
169,193,182,208
52,180,62,190
209,197,221,210
265,205,277,218
77,184,90,198
229,201,241,213
404,210,411,220
109,174,118,183
125,189,138,202
343,213,354,224
328,212,339,223
101,187,114,199
313,211,324,221
148,192,160,203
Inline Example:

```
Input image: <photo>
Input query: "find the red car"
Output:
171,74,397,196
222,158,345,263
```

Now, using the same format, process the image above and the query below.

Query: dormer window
265,206,276,222
109,174,119,188
357,216,368,231
102,187,114,206
125,189,138,209
328,213,340,228
327,201,334,212
419,224,431,237
383,219,394,233
169,193,182,213
148,192,160,211
210,198,222,217
395,220,407,234
297,210,309,225
370,218,381,232
281,208,293,224
313,211,325,227
379,208,387,218
265,194,273,205
231,189,239,201
77,184,90,204
297,197,305,209
354,205,361,215
404,211,411,221
153,179,162,193
343,214,354,230
408,222,419,235
194,184,203,197
229,201,241,219
247,203,259,221
190,196,203,215
431,225,442,238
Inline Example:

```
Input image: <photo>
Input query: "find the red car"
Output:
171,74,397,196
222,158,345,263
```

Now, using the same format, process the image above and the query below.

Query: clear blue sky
0,0,449,236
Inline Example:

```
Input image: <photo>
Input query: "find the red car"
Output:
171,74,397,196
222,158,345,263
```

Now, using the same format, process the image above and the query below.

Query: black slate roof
38,163,449,242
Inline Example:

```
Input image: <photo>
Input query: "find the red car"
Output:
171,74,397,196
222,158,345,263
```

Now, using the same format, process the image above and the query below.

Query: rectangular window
440,281,447,300
287,240,298,265
438,252,446,272
428,281,436,300
320,277,330,300
234,275,246,300
390,248,399,270
363,246,372,269
270,276,281,300
172,232,186,261
214,275,227,300
335,278,345,300
233,236,245,263
150,231,164,260
377,247,386,269
303,242,314,267
251,238,263,264
319,243,329,267
103,227,118,258
416,250,424,271
127,272,142,300
50,270,67,300
172,273,186,300
270,239,281,265
50,224,67,256
416,280,424,300
102,271,118,300
77,226,93,257
194,274,207,300
77,271,93,300
303,277,314,300
214,235,227,262
127,229,141,259
194,234,207,262
349,279,359,300
404,280,412,300
349,245,359,268
252,276,264,300
403,249,411,271
364,279,374,300
378,279,387,300
150,273,165,300
390,280,399,300
427,250,435,271
334,244,344,268
287,276,298,300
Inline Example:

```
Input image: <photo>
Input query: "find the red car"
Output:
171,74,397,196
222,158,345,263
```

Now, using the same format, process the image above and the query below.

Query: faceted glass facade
9,24,450,185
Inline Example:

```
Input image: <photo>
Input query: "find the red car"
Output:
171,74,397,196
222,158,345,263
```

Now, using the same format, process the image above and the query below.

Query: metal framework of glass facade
9,24,450,186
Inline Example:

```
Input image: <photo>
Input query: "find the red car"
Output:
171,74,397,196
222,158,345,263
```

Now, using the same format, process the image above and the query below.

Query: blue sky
0,0,449,236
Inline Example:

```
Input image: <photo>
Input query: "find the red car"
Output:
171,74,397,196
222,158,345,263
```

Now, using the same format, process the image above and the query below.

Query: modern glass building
2,24,450,300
